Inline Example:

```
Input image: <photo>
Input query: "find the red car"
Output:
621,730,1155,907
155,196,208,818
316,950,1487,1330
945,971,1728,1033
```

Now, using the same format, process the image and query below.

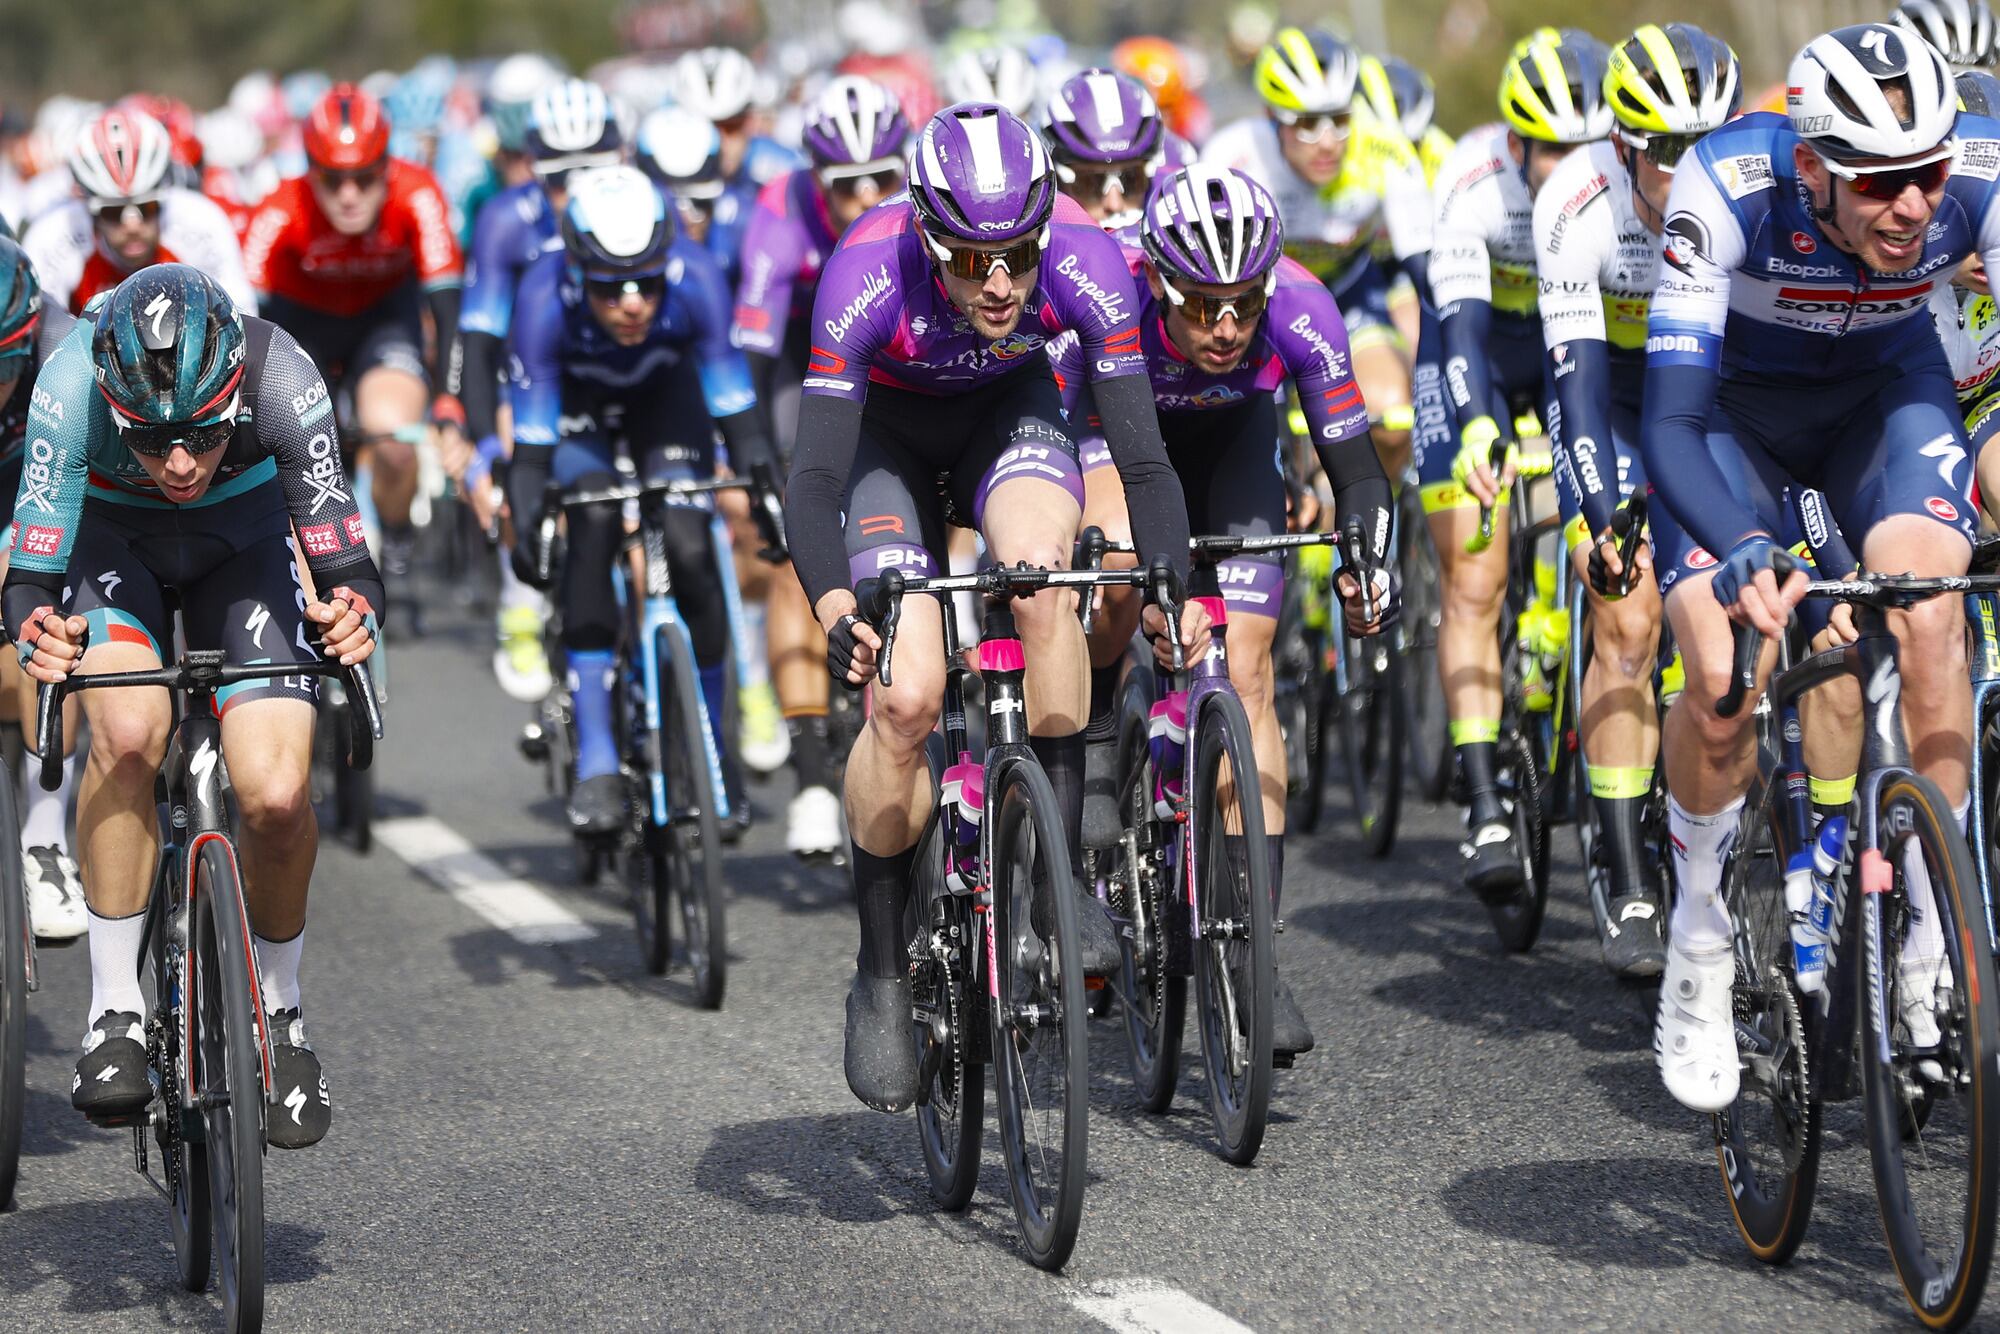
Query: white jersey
1931,283,2000,407
1430,123,1541,318
1201,108,1431,285
1533,140,1659,354
23,189,256,317
17,169,74,230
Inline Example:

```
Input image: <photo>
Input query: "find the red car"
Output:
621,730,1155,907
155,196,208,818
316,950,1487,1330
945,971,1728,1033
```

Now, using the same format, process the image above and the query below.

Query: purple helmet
907,102,1056,244
1141,165,1284,287
802,76,908,169
1043,68,1165,165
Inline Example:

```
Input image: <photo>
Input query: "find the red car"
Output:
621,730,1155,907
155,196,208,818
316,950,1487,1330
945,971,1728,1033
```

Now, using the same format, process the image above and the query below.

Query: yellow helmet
1254,27,1360,116
1359,54,1436,141
1499,27,1614,144
1604,23,1740,139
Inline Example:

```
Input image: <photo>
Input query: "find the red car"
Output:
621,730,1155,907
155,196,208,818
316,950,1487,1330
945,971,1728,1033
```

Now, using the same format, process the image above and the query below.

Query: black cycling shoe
1081,736,1122,850
1272,975,1316,1057
844,973,919,1113
719,756,752,845
265,1008,332,1149
1073,889,1121,976
72,1010,151,1120
1459,820,1524,902
567,773,627,836
1600,892,1667,979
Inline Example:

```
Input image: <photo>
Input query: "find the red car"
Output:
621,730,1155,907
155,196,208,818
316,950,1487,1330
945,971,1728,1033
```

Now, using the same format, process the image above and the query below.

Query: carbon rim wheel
914,873,984,1211
1398,494,1452,801
158,901,212,1291
1336,629,1403,857
1113,712,1185,1114
662,638,727,1009
990,760,1088,1271
1485,727,1551,953
194,842,264,1334
0,775,23,1210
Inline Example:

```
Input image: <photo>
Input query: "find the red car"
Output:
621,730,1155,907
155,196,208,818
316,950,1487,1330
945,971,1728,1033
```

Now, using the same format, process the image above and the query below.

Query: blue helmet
0,239,41,370
560,166,673,281
91,264,245,444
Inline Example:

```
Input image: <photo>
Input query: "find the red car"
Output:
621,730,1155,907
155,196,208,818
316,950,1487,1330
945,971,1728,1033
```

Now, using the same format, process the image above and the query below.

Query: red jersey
242,158,461,317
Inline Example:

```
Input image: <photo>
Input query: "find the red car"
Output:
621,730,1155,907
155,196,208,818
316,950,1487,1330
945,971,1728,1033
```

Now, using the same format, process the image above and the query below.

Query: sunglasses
1273,110,1350,145
713,112,752,135
313,166,385,194
585,274,667,303
1636,132,1699,172
923,230,1043,281
672,194,718,220
1064,162,1151,201
122,416,234,459
1828,155,1952,200
821,167,903,198
1159,272,1271,327
90,198,161,226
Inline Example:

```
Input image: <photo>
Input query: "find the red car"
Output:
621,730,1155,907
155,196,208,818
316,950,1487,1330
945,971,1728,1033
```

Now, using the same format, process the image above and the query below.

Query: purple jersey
1053,251,1370,448
801,199,1146,400
733,170,842,355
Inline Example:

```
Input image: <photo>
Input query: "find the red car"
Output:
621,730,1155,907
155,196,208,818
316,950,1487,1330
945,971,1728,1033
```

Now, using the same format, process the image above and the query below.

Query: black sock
849,842,915,978
1030,731,1086,878
1086,664,1120,744
789,713,832,790
1593,794,1647,898
1811,802,1847,831
1266,836,1285,918
1459,742,1503,828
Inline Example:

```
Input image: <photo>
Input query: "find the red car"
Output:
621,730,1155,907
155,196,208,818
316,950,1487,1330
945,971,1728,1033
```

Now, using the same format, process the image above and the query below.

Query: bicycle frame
1964,588,2000,941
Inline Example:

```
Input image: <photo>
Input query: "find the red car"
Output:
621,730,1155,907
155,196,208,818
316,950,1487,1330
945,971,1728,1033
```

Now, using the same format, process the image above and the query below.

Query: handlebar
534,475,774,585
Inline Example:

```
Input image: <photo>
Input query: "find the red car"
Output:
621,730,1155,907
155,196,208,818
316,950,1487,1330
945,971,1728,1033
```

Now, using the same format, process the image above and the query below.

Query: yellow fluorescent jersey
1429,122,1543,317
1201,101,1432,286
1531,140,1658,353
1418,124,1456,187
1932,283,2000,408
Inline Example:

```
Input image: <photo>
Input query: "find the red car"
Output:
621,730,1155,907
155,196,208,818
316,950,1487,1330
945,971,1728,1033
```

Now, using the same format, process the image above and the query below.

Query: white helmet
942,46,1039,116
526,79,625,166
1788,23,1958,162
637,106,726,199
1891,0,2000,69
70,109,174,206
673,47,759,122
198,108,262,173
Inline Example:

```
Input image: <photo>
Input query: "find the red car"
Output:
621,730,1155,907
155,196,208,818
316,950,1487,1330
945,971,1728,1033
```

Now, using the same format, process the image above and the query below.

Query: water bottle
1809,815,1847,941
940,754,983,893
1147,692,1188,819
1783,849,1826,994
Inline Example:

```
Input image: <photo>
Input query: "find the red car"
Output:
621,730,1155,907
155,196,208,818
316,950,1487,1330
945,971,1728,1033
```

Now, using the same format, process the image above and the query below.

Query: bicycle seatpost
35,620,90,792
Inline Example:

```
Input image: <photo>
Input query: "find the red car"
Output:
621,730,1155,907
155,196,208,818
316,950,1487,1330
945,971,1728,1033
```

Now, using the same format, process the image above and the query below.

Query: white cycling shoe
1655,940,1739,1112
1898,954,1951,1083
26,845,86,941
786,785,844,858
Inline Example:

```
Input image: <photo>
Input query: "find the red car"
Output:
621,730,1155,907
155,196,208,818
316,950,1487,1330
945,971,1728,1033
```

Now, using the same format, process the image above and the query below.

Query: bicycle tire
333,700,373,856
1864,773,2000,1331
655,632,727,1009
914,841,984,1211
1398,491,1453,802
1275,578,1328,833
193,839,264,1334
156,886,212,1292
0,768,22,1209
1336,628,1404,858
1112,701,1186,1114
1191,691,1275,1165
989,756,1088,1271
1485,726,1551,953
1713,788,1821,1267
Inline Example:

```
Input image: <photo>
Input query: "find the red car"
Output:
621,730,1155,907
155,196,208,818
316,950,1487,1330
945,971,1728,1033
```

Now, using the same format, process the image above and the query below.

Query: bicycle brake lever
1341,517,1375,627
1149,557,1185,674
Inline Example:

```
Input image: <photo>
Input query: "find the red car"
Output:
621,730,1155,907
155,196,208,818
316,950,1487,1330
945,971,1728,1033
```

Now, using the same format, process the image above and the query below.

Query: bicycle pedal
85,1107,148,1130
1271,1050,1296,1070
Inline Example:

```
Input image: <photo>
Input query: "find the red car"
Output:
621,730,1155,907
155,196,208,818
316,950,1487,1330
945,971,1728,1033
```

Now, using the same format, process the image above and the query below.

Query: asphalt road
0,577,1968,1332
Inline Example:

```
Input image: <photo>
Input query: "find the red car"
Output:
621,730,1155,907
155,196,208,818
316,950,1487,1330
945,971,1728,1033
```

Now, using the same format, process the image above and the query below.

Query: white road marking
1069,1280,1255,1334
376,816,595,944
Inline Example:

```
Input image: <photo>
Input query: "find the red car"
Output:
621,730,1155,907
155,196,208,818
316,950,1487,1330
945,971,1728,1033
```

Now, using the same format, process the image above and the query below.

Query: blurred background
0,0,1908,133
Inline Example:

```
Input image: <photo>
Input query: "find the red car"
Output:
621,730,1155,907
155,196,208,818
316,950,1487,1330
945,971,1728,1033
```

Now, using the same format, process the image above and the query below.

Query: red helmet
119,93,200,169
303,83,389,171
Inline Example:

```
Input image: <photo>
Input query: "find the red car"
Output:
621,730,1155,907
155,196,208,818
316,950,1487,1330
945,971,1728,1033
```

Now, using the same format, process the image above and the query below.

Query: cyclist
1056,164,1400,1058
940,44,1040,118
457,79,623,701
1205,27,1428,483
1358,54,1454,352
1641,25,1999,1110
501,166,777,837
1420,27,1612,898
1044,67,1192,247
4,263,381,1146
242,82,464,629
24,108,254,316
1930,71,2000,520
456,53,565,251
638,107,744,285
1891,0,1999,70
732,76,908,859
782,102,1203,1112
1527,23,1740,976
671,47,803,192
1113,35,1210,144
0,238,83,940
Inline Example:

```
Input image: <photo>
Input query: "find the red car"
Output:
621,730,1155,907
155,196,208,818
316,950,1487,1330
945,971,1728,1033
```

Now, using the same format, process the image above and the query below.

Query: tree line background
0,0,1908,130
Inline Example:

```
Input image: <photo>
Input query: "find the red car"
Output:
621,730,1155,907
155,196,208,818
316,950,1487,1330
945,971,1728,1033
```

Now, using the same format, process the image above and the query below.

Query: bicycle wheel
1485,725,1551,952
1191,692,1275,1165
914,859,984,1210
989,757,1088,1271
156,891,212,1292
1112,700,1185,1113
1335,627,1404,858
1864,773,2000,1330
332,698,373,855
658,632,727,1009
1398,491,1452,802
0,773,23,1209
1712,790,1821,1266
1276,586,1328,833
193,840,264,1334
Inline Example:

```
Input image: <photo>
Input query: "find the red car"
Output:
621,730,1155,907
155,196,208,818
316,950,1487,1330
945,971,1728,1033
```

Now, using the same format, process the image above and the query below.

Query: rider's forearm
1316,428,1394,563
426,287,463,396
459,330,503,444
1641,360,1764,557
1438,296,1496,426
2,568,63,644
1549,338,1621,537
1093,372,1190,583
786,392,867,610
745,349,779,446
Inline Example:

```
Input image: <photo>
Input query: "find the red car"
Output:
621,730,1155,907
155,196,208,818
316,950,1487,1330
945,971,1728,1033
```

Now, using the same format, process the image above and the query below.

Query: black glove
749,461,789,562
825,613,869,685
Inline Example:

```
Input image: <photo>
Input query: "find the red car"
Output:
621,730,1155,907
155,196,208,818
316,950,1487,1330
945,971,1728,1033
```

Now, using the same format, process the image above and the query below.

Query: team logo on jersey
1188,385,1244,407
1662,215,1709,277
1927,495,1961,522
1686,546,1717,570
1791,231,1817,254
989,331,1042,361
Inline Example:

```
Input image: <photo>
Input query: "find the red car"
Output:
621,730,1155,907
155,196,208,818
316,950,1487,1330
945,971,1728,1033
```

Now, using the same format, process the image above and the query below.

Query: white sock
1668,796,1742,953
255,931,304,1015
86,908,149,1032
1896,797,1970,977
497,556,540,613
21,752,74,851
